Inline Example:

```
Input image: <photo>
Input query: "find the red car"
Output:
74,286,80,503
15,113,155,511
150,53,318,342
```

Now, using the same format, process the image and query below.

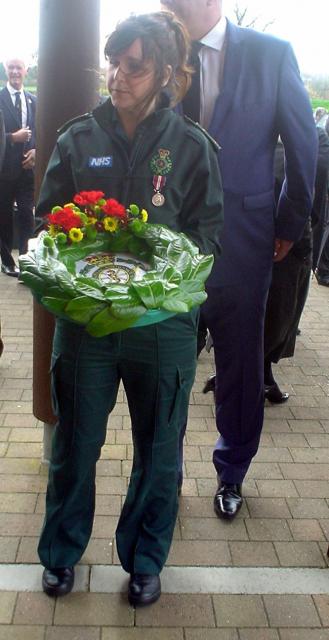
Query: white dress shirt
199,16,227,130
7,82,28,128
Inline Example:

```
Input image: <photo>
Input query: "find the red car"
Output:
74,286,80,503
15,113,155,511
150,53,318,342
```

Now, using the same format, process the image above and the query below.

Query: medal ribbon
152,175,166,192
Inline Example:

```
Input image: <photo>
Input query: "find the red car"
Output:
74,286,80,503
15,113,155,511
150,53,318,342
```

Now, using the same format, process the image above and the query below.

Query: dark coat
0,86,36,180
0,109,5,172
37,99,223,258
197,20,318,287
312,127,329,268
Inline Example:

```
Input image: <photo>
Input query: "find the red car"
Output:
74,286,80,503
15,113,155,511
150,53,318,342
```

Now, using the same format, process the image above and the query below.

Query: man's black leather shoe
203,374,216,395
1,264,19,277
264,383,289,404
128,573,161,607
42,567,74,597
214,483,243,520
316,275,329,287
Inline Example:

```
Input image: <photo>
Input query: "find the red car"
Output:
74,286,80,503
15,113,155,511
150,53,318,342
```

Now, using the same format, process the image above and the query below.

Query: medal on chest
150,148,172,208
152,176,166,207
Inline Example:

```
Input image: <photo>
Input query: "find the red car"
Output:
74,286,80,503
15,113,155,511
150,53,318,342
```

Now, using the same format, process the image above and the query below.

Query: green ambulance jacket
37,97,224,257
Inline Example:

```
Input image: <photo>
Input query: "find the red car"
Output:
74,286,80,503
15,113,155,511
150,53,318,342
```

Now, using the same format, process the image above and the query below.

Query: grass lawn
311,98,329,111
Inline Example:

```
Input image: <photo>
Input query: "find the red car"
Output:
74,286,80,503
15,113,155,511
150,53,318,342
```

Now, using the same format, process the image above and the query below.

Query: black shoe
264,383,289,404
128,573,161,607
42,567,74,597
1,264,19,277
214,483,243,520
203,374,216,395
315,273,329,287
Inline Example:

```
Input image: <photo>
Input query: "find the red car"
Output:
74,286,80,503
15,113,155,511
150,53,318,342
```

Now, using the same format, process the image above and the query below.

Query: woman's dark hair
104,11,192,106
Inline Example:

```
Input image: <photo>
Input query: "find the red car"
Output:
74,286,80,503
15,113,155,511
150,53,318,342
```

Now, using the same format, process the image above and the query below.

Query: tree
232,2,275,32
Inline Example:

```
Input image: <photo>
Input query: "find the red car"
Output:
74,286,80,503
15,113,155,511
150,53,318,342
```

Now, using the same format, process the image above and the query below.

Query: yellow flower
140,208,148,222
104,217,119,232
86,216,97,225
69,227,84,243
48,224,57,237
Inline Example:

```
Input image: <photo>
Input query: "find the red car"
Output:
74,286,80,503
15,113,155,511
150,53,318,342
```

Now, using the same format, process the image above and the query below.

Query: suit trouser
202,283,268,484
317,233,329,279
38,313,197,575
0,171,34,265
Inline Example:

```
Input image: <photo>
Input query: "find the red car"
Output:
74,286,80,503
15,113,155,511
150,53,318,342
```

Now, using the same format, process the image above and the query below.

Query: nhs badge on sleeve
88,156,113,168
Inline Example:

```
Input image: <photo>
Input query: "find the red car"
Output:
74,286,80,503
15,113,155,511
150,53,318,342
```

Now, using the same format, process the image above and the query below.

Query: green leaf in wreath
103,285,133,302
162,297,190,313
19,253,37,273
126,235,149,257
86,307,136,337
19,272,47,297
45,286,73,300
74,284,105,301
182,290,208,306
61,254,77,275
171,251,193,279
110,297,147,320
131,280,165,309
179,279,204,293
174,233,199,256
190,254,214,282
161,265,182,284
166,238,189,261
65,297,106,323
41,296,71,315
106,230,132,253
58,238,109,262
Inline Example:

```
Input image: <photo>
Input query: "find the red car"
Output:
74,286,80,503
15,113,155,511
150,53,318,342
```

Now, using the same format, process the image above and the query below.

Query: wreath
19,191,214,337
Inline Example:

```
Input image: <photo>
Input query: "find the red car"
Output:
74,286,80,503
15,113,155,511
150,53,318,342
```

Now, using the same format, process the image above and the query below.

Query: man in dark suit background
161,0,318,518
0,108,5,356
0,57,36,276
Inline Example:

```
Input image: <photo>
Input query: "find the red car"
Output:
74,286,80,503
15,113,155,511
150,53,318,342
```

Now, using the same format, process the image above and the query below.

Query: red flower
47,208,83,231
102,198,127,219
73,191,105,206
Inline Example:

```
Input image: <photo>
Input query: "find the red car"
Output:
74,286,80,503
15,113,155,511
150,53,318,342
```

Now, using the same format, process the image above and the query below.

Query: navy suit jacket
184,21,318,287
0,109,5,172
0,86,37,181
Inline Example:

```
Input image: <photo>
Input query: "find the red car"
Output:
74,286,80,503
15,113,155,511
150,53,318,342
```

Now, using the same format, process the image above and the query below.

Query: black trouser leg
0,179,16,267
15,171,34,255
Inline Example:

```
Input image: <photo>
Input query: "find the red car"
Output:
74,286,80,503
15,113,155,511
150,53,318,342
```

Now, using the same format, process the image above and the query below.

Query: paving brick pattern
0,269,328,635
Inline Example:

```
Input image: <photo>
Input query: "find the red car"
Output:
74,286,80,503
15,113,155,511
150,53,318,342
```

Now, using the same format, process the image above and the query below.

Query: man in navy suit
161,0,318,518
0,57,36,276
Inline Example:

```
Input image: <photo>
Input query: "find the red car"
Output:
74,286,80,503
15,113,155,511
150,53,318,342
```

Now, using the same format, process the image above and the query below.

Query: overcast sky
0,0,328,75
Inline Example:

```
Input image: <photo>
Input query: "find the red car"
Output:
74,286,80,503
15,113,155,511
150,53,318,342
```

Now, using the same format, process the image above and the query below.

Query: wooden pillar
34,0,100,456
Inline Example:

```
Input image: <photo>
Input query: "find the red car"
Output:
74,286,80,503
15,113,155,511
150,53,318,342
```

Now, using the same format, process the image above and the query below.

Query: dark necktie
14,92,22,127
182,41,202,122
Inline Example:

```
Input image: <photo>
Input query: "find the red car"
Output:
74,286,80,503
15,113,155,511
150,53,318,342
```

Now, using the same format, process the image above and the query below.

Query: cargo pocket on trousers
168,367,187,431
49,354,61,417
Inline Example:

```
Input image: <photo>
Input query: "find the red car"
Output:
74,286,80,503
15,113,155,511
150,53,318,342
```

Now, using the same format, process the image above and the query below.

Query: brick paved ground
0,266,328,637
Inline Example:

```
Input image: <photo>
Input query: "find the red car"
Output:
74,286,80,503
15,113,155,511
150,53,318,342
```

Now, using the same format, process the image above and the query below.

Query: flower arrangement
45,190,148,247
19,191,214,337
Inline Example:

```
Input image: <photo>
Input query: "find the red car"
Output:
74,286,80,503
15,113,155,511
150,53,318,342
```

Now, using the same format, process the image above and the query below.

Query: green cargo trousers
38,312,197,575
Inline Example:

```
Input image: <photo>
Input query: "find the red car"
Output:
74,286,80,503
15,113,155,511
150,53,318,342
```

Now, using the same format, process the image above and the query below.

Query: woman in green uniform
37,11,223,607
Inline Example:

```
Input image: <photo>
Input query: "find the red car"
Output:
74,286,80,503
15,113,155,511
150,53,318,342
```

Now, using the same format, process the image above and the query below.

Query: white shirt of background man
199,16,227,130
6,81,28,128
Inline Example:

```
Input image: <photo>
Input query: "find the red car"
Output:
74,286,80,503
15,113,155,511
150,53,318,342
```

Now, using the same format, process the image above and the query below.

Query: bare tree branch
232,3,275,32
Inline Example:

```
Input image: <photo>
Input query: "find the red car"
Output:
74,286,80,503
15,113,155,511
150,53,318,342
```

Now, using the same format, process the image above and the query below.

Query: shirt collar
7,82,24,96
199,16,227,52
